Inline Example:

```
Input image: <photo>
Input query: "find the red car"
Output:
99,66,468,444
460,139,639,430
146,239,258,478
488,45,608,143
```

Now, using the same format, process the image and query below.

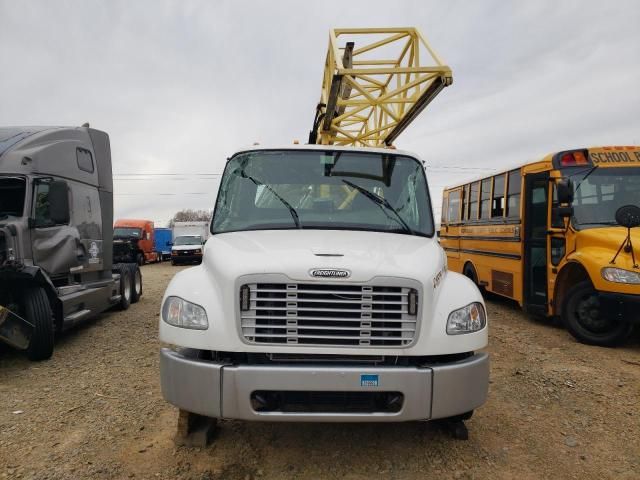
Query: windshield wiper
342,180,415,235
573,165,599,195
241,171,301,229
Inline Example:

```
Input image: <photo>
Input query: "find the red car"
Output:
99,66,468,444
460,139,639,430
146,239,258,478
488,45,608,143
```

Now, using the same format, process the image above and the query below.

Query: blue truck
154,227,173,261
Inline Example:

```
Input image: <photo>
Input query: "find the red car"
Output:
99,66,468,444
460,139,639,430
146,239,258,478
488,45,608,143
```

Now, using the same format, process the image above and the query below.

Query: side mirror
49,180,70,224
556,178,574,204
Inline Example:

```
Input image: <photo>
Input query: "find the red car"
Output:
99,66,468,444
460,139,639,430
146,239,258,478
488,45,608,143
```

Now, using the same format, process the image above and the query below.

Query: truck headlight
601,267,640,284
446,302,486,335
161,296,208,330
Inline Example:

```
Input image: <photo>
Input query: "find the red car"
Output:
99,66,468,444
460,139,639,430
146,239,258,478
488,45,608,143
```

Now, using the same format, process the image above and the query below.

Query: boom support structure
309,27,453,147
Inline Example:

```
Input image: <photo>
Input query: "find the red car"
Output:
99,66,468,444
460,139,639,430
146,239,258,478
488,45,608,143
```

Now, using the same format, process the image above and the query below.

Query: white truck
159,145,489,442
171,221,209,265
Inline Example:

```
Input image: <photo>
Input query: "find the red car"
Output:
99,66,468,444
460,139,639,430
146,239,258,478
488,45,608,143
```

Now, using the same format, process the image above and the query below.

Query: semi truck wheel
563,281,632,347
116,265,132,310
130,264,143,303
136,253,145,266
22,287,54,361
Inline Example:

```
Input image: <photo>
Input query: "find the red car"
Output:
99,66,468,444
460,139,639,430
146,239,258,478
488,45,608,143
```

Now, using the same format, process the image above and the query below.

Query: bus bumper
599,292,640,324
159,348,489,422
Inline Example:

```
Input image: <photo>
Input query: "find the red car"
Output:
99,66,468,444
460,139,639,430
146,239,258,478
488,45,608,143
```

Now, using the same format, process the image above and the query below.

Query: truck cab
113,218,157,265
0,126,141,360
159,145,489,434
170,235,204,265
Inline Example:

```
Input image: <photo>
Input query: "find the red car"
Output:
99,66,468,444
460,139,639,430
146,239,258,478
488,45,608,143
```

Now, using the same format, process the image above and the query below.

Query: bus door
523,172,549,314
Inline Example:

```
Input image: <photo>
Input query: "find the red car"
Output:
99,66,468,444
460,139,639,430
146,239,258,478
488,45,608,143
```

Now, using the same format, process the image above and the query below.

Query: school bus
440,146,640,346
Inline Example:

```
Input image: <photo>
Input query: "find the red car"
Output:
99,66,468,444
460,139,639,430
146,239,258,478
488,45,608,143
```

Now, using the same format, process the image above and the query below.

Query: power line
113,173,221,176
115,192,213,196
113,178,220,181
426,166,496,171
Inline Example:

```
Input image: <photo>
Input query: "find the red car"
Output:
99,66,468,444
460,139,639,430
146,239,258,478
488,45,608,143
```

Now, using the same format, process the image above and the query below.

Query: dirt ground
1,262,639,480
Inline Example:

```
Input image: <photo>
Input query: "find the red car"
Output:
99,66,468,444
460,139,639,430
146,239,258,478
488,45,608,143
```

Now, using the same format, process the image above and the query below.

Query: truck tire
116,265,132,310
136,253,145,266
562,281,632,347
22,287,54,361
130,264,143,304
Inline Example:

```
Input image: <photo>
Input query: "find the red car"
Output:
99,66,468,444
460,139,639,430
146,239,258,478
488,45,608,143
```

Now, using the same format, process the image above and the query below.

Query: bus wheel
463,263,483,293
563,281,632,347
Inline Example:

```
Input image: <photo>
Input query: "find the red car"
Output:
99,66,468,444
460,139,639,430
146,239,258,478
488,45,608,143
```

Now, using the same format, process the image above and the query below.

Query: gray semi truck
0,125,142,361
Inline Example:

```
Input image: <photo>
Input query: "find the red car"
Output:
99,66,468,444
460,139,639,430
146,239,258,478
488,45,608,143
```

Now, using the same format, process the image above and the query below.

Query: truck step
64,309,92,324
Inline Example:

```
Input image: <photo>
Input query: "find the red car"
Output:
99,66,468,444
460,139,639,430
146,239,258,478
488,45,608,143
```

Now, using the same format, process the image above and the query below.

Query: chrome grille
240,283,418,347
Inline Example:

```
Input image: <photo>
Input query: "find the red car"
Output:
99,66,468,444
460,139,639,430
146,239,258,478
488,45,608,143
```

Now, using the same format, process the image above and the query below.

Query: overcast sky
1,0,639,225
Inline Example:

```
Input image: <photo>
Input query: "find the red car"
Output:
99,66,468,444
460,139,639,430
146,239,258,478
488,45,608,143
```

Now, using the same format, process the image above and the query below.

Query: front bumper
171,254,202,263
599,291,640,324
159,348,489,422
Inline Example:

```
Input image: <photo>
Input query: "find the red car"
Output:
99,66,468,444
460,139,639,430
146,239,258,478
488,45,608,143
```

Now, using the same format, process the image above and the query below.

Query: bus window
461,185,467,221
469,181,479,220
441,194,448,225
507,169,521,218
480,178,492,219
551,185,564,228
448,189,461,223
492,174,505,217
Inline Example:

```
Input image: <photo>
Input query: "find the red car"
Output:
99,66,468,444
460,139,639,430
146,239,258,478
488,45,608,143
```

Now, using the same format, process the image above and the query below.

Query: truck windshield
0,176,26,219
174,236,203,245
114,227,142,238
212,150,434,236
570,167,640,229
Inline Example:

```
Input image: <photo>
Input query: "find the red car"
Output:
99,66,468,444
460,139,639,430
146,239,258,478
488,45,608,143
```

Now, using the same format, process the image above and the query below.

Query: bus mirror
556,178,574,204
553,206,573,219
615,205,640,228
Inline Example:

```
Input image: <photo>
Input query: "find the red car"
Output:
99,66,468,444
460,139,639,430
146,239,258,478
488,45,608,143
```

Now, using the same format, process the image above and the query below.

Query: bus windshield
212,150,434,236
570,167,640,229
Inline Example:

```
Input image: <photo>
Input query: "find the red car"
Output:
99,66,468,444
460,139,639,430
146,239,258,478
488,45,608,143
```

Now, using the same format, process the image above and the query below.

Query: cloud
1,0,639,224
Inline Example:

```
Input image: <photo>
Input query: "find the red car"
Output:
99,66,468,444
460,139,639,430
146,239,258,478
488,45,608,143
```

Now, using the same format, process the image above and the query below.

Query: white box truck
159,146,488,442
171,221,209,265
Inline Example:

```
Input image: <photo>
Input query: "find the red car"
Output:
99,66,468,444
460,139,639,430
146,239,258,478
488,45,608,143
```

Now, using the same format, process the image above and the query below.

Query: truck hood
203,230,442,283
172,244,202,252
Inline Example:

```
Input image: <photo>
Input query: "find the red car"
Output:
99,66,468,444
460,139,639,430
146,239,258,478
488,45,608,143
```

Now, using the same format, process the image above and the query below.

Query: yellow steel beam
309,27,452,147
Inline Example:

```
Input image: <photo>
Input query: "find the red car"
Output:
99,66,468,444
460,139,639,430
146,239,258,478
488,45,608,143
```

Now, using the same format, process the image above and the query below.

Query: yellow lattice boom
309,27,453,147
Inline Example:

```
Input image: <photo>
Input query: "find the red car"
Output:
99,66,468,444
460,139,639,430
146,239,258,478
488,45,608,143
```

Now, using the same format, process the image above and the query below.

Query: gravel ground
1,262,639,480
